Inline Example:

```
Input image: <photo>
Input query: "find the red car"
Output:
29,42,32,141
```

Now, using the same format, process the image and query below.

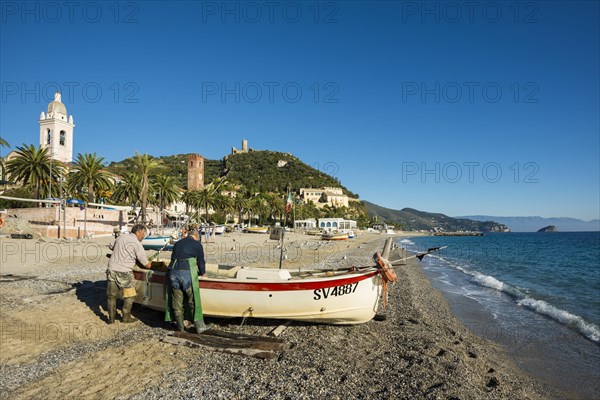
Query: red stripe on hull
134,270,380,291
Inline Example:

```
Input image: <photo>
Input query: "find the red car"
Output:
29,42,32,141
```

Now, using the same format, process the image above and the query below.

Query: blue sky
1,1,598,220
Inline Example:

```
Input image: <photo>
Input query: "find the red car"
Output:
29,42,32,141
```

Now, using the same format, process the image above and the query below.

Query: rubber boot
122,297,137,323
171,289,186,331
174,313,185,332
194,319,213,334
107,296,117,324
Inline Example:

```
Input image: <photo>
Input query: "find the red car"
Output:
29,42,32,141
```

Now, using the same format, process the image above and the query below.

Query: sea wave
472,273,524,298
399,239,415,246
517,298,600,344
427,256,600,344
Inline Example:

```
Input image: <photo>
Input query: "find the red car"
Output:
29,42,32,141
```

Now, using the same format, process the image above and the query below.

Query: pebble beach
0,231,560,399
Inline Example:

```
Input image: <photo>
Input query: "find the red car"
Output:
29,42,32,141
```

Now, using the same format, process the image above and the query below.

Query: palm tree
216,193,234,223
67,153,113,203
6,144,63,202
152,174,181,225
192,177,227,223
111,171,141,206
131,153,160,223
233,190,250,225
266,193,284,225
0,137,9,182
180,190,196,218
249,194,268,226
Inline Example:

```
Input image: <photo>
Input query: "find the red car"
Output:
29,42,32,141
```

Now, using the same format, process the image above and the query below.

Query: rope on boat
240,307,254,327
374,253,397,311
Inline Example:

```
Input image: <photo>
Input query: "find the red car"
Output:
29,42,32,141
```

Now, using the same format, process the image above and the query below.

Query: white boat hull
133,265,383,324
141,236,172,250
201,225,225,235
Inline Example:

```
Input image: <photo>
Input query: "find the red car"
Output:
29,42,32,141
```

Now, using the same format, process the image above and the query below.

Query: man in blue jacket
165,230,212,333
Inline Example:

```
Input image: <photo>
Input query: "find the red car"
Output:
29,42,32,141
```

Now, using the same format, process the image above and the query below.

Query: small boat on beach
141,236,174,251
245,226,269,234
129,239,445,325
201,225,225,235
132,262,385,324
305,229,322,236
321,232,349,241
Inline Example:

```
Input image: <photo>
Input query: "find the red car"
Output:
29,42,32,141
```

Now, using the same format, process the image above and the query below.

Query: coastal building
187,153,204,190
299,187,350,208
371,223,395,233
321,187,349,208
299,188,324,204
39,92,74,164
294,218,317,230
318,218,356,232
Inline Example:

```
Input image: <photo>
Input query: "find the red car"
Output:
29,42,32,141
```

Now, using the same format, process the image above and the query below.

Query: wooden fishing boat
321,232,349,241
132,263,385,324
245,226,269,234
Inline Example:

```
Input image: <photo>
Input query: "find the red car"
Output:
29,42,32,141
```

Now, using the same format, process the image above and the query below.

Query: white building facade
39,92,74,163
318,218,357,232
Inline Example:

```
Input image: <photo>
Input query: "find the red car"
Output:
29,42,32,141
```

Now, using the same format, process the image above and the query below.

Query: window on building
59,131,66,146
190,161,194,167
46,129,51,145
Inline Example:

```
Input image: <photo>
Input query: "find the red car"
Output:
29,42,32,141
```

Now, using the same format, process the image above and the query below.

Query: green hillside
108,150,357,197
224,151,357,196
107,155,223,189
363,201,510,232
108,151,509,232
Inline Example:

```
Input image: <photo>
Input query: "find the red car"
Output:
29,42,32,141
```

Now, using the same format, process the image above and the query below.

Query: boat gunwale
133,268,381,291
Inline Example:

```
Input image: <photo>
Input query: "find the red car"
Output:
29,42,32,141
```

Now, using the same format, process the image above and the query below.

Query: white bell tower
39,91,74,163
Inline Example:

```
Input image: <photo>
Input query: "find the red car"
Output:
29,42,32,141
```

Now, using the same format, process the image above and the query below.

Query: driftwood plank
162,335,278,359
268,322,290,337
0,274,36,282
172,331,285,351
162,335,201,348
202,329,285,344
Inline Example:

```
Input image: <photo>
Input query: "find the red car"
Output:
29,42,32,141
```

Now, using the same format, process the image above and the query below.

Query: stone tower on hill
39,91,74,163
231,139,250,155
187,154,204,190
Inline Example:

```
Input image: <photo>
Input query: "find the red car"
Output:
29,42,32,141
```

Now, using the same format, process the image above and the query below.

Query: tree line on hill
0,143,369,227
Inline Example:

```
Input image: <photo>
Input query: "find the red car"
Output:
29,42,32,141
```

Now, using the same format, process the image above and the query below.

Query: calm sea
398,232,600,398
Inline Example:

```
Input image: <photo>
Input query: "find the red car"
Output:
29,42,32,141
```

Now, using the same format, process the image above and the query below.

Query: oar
389,246,447,265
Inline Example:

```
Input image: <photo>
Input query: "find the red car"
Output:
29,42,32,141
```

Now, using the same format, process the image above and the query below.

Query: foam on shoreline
417,254,600,344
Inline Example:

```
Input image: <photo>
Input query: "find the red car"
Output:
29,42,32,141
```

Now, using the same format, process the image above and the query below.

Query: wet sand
0,231,559,399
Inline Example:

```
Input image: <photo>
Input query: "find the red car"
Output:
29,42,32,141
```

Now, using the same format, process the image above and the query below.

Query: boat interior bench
145,262,293,281
205,264,292,281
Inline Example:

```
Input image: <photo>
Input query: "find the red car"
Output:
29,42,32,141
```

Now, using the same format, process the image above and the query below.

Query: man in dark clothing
165,230,212,333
